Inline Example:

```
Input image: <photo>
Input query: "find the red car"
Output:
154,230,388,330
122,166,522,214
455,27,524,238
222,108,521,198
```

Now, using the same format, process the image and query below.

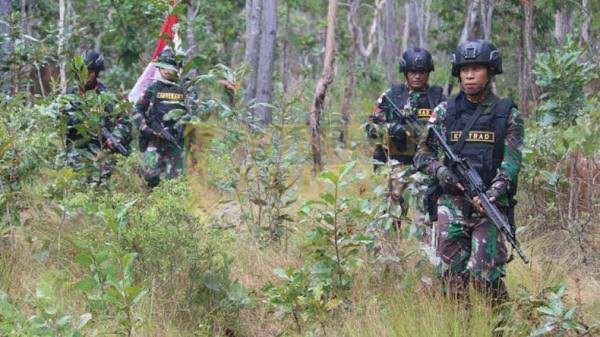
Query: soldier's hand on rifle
140,125,156,138
436,166,463,192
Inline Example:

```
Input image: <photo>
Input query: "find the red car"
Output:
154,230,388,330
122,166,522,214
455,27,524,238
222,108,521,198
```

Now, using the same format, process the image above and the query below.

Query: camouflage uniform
64,82,131,184
414,92,524,299
366,86,444,234
134,78,188,187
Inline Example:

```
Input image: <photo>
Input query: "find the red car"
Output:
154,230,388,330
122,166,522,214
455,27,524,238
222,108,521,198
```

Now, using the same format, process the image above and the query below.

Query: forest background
0,0,598,336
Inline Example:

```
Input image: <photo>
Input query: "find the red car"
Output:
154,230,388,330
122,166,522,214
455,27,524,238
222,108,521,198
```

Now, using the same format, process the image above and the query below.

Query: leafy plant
265,161,372,333
0,277,91,337
73,241,146,336
496,283,596,336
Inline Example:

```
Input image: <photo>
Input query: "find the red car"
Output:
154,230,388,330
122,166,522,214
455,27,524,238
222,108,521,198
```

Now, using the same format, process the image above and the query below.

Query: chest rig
149,81,186,128
386,84,444,161
444,94,514,187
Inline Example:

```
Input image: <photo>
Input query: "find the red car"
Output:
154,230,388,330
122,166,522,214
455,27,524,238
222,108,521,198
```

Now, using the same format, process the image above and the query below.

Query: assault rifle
101,127,129,156
147,115,182,151
381,93,529,264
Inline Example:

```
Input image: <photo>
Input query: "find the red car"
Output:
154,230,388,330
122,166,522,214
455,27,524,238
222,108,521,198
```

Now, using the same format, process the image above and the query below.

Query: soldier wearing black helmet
133,49,192,188
414,40,524,302
366,47,446,235
63,50,131,185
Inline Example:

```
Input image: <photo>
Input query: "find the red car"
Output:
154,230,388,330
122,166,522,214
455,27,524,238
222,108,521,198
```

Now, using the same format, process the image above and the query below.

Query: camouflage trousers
436,193,508,300
67,147,114,186
390,165,432,237
141,140,184,187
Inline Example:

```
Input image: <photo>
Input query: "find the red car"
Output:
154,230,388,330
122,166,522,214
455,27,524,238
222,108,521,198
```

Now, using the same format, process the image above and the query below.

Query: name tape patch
157,92,184,101
417,108,432,118
450,131,495,143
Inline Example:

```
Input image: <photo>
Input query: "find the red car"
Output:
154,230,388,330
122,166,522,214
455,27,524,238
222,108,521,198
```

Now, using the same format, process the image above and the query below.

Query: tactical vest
444,94,514,188
386,84,444,162
149,81,187,129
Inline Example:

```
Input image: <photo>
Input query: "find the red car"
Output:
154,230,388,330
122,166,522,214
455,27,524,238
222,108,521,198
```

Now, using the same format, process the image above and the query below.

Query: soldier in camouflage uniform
134,50,189,188
64,50,131,184
366,47,445,233
414,40,524,302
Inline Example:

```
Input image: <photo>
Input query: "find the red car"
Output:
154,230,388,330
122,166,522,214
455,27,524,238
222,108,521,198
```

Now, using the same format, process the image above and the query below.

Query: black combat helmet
84,50,105,72
399,47,435,74
153,49,179,72
451,39,502,77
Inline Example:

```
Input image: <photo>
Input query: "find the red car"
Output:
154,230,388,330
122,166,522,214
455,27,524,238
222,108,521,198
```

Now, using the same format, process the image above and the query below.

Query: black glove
388,122,407,144
486,180,508,201
436,166,459,191
140,125,155,138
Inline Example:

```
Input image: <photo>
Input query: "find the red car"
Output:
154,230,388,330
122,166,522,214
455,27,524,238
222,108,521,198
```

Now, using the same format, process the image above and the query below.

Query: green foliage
524,36,599,182
265,161,373,333
72,240,146,336
125,178,250,331
0,92,61,229
533,36,598,127
497,283,596,336
0,276,91,337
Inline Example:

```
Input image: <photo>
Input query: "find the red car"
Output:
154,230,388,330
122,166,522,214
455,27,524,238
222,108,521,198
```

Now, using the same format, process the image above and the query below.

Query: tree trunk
402,3,410,52
281,2,290,93
244,0,262,103
254,0,277,126
479,0,494,41
553,9,571,43
460,0,479,42
356,0,385,66
581,0,590,45
414,0,432,49
382,0,397,86
340,0,358,146
309,0,337,173
187,2,199,57
58,0,67,94
521,0,538,118
0,0,10,93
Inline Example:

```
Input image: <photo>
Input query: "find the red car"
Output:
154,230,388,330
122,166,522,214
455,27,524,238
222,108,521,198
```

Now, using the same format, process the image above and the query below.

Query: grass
1,117,599,337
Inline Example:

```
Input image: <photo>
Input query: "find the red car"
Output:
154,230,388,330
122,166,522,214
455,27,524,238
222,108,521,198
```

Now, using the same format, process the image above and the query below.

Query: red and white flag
128,2,180,104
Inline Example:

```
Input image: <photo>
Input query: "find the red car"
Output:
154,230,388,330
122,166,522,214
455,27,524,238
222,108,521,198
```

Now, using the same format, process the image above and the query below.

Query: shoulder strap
426,86,443,109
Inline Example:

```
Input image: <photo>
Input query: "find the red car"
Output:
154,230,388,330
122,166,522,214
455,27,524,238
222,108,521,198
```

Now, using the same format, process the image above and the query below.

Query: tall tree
58,0,67,94
356,0,385,67
244,0,262,103
254,0,277,126
479,0,494,41
460,0,480,42
382,0,397,85
309,0,337,173
340,0,358,146
0,0,10,92
520,0,538,118
554,8,571,42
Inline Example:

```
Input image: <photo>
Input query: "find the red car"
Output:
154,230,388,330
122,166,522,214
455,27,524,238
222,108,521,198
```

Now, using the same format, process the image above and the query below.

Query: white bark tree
355,0,385,65
244,0,262,103
58,0,67,94
340,0,358,146
254,0,277,126
460,0,480,42
554,9,571,42
0,0,10,93
520,0,538,118
309,0,337,172
382,0,398,86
